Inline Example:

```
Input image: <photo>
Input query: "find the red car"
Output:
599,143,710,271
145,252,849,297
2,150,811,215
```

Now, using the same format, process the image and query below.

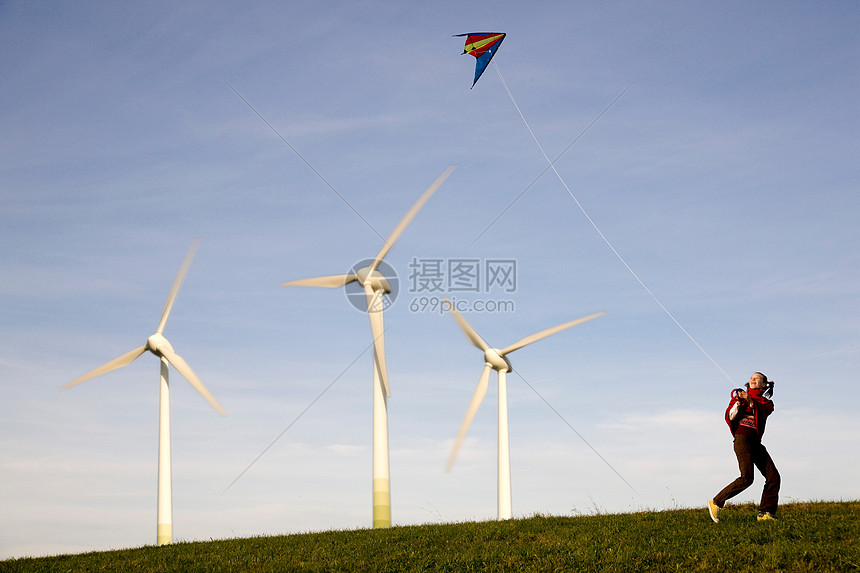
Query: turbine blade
446,363,492,472
157,238,201,335
445,298,490,351
62,345,147,389
369,165,456,273
159,346,227,416
281,274,357,288
365,283,390,397
500,311,605,356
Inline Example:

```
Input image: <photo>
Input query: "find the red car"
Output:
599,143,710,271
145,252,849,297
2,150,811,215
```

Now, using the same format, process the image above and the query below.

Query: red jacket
725,387,774,438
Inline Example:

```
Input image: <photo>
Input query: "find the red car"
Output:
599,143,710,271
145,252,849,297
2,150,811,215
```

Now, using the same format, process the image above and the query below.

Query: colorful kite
455,32,506,88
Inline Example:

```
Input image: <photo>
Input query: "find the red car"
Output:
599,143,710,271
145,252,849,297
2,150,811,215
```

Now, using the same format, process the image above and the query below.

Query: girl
708,372,780,522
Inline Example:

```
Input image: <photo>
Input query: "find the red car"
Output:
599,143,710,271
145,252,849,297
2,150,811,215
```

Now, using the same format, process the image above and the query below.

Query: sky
1,0,858,559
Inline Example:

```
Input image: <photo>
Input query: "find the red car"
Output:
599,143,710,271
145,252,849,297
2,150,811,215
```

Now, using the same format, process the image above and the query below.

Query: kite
455,32,506,88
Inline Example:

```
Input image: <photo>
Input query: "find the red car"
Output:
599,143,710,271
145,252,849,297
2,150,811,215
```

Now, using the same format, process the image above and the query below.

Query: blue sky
2,0,858,559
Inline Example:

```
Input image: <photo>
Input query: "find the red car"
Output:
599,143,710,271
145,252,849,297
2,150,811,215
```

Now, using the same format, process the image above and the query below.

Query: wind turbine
444,302,604,520
61,239,226,546
282,165,456,528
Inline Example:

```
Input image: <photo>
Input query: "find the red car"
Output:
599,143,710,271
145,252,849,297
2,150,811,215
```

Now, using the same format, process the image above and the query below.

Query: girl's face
749,374,766,390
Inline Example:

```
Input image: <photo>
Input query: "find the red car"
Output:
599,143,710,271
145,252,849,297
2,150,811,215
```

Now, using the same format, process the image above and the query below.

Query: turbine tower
444,302,604,520
283,166,456,528
62,239,226,546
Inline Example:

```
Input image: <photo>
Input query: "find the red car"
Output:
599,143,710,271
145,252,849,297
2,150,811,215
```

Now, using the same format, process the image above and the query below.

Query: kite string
470,84,631,246
492,63,735,385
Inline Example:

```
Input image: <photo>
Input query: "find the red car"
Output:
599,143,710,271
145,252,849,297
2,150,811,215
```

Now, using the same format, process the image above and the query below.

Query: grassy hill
2,501,857,572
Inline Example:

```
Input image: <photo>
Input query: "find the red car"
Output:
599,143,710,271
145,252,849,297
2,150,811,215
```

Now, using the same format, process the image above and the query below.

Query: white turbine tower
283,166,456,528
61,239,226,546
444,303,604,520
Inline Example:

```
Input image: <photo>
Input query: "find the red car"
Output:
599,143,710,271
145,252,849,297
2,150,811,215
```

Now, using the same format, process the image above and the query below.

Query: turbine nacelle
484,349,512,372
354,267,392,295
146,333,173,357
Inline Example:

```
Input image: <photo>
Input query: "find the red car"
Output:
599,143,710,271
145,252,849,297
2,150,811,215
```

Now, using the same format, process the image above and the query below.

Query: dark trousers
714,433,781,514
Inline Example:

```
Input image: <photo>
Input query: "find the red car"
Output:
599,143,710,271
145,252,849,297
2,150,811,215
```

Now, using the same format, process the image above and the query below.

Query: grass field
2,501,857,572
